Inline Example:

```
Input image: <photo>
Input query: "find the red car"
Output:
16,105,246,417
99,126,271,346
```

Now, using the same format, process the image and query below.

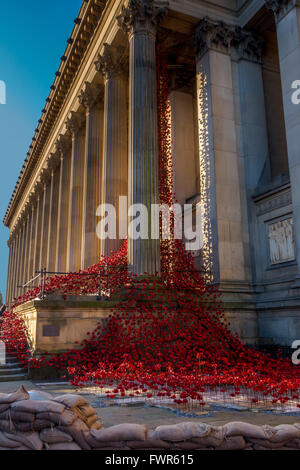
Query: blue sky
0,0,83,301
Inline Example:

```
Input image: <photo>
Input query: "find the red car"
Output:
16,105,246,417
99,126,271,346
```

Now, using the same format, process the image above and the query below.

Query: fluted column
118,0,168,275
33,182,44,276
66,112,85,272
22,207,31,286
6,239,13,305
26,199,35,281
17,216,26,296
95,45,128,258
78,83,104,268
55,135,71,273
46,154,60,273
39,169,51,270
12,230,21,300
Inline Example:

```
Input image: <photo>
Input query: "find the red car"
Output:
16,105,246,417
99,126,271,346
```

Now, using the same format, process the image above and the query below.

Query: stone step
0,367,25,376
0,362,20,369
0,374,28,383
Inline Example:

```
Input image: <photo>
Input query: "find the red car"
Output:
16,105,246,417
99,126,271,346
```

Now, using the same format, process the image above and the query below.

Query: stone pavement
0,380,299,430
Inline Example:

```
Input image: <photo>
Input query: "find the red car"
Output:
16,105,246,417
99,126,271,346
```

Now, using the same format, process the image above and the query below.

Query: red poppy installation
1,48,300,412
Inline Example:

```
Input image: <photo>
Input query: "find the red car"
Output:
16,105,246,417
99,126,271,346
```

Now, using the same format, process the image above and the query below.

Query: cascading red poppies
1,47,300,411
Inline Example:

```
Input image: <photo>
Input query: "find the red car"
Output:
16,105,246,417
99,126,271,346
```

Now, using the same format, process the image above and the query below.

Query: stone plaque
268,217,295,265
43,325,60,337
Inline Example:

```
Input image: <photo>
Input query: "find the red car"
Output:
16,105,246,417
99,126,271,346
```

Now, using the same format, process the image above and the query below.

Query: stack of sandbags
0,387,300,450
0,386,102,450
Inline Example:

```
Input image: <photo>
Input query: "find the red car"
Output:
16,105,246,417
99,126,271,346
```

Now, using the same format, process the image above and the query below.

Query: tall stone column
266,0,300,280
17,216,27,296
95,44,128,258
55,135,71,273
26,199,35,282
33,182,44,276
13,230,21,300
39,169,51,270
195,18,248,284
231,29,270,281
78,83,104,268
118,0,168,275
66,112,85,272
6,239,13,305
46,154,60,273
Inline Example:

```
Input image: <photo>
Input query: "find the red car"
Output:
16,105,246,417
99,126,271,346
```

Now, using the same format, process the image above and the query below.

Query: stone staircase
0,352,28,382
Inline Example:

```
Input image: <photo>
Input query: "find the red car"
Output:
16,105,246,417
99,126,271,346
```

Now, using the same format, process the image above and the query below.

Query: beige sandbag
191,435,224,448
40,428,73,444
36,410,75,427
270,425,300,443
4,431,43,450
86,415,100,428
153,422,211,442
58,419,90,450
0,386,29,405
248,438,289,450
0,430,21,448
0,405,10,413
126,439,171,450
0,420,14,432
10,410,35,423
173,441,205,450
54,395,88,409
11,399,65,414
78,403,97,418
284,439,300,449
48,442,81,451
91,423,147,443
216,436,246,451
90,421,102,431
223,422,274,440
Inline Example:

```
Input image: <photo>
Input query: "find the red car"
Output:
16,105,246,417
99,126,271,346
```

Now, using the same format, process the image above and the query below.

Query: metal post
41,268,46,300
97,270,102,301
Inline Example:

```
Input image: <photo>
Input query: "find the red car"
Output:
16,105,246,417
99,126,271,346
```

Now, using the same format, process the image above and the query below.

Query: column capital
231,27,264,62
265,0,299,22
95,44,127,81
55,134,71,158
40,168,51,187
194,17,233,58
65,111,82,137
117,0,169,39
33,181,44,198
47,153,60,173
78,82,103,110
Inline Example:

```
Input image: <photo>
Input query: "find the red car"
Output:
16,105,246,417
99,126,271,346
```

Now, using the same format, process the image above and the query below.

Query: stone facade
4,0,300,345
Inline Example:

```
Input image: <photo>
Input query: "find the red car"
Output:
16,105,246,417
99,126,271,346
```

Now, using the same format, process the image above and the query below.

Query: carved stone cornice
65,111,82,137
78,82,103,110
4,0,107,227
265,0,297,22
117,0,169,39
231,27,264,62
95,44,127,81
194,17,233,58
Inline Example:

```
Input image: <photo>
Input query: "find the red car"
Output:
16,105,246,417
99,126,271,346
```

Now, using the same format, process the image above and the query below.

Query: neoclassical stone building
4,0,300,346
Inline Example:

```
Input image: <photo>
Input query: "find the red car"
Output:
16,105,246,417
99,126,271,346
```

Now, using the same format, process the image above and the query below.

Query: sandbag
270,425,300,443
153,422,212,442
216,436,246,451
48,442,81,451
10,411,35,423
58,419,90,450
77,403,97,418
125,438,171,450
248,438,289,450
223,422,274,440
54,395,88,409
90,421,102,430
40,428,73,444
36,410,75,427
4,431,43,450
191,435,224,448
91,423,147,443
0,431,21,449
0,404,10,413
11,399,65,415
0,386,29,405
